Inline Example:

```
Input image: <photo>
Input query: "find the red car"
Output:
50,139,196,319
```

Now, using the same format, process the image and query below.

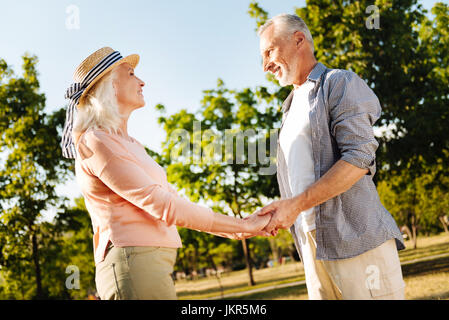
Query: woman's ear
111,69,119,94
111,78,118,96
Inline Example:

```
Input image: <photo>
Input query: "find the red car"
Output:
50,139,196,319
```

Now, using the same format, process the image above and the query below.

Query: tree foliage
0,55,92,299
156,79,283,285
248,1,449,247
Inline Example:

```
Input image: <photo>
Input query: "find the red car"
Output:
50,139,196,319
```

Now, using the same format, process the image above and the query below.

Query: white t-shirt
279,80,316,233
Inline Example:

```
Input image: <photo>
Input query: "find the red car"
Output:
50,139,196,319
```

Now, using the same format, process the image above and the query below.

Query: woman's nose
137,76,145,87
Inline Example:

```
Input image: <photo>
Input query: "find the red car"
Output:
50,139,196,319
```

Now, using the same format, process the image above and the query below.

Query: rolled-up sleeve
328,71,381,176
79,131,215,232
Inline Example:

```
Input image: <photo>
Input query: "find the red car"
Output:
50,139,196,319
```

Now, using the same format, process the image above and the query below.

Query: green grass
175,232,449,300
175,263,305,300
232,255,449,300
405,271,449,300
226,283,309,300
399,232,449,262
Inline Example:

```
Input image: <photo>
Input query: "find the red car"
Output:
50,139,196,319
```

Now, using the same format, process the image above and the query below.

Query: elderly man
256,14,406,300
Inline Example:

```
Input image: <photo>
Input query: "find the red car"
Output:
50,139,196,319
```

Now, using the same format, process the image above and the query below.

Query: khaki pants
95,242,178,300
299,230,406,300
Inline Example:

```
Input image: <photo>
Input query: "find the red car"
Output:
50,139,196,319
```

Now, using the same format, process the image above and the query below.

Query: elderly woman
61,47,270,300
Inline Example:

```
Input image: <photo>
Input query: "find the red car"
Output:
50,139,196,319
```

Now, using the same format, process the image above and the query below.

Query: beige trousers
95,242,178,300
300,229,406,300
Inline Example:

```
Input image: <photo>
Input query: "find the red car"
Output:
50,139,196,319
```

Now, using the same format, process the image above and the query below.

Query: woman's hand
207,213,274,240
243,212,272,234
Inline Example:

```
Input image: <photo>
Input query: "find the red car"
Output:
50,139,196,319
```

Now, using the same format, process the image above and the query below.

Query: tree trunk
411,225,417,249
268,238,279,264
401,225,417,249
411,215,418,249
31,231,43,299
439,216,449,233
288,249,295,263
241,238,255,286
207,254,224,298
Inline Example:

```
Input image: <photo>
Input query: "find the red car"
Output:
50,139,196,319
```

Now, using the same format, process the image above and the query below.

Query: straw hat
73,47,139,105
61,47,140,159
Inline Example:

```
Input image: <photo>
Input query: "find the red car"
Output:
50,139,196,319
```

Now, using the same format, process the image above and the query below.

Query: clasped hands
236,198,301,240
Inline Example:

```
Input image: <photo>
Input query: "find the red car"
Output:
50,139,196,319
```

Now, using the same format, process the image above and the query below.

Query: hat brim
78,54,140,106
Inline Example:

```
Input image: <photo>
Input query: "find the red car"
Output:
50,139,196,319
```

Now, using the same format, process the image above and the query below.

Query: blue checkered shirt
277,62,405,261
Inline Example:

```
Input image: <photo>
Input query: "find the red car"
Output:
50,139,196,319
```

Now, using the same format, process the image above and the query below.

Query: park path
206,252,449,300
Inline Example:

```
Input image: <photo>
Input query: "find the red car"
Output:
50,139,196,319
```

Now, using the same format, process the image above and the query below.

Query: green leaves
248,1,269,31
0,54,78,299
154,77,283,280
157,80,281,217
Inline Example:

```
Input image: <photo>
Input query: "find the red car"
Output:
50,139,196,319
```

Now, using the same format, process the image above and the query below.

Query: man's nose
263,60,274,73
262,58,269,72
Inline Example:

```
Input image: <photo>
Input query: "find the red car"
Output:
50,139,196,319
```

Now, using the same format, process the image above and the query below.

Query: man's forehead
259,24,276,52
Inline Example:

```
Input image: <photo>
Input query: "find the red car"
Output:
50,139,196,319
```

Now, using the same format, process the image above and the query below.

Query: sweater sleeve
78,130,215,232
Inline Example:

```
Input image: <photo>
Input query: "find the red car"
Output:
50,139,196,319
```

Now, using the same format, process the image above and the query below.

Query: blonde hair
72,69,125,144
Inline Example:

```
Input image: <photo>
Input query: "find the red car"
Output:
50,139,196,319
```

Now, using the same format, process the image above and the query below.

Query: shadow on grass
177,273,304,299
399,242,449,261
402,256,449,277
224,257,449,300
226,283,308,300
415,290,449,300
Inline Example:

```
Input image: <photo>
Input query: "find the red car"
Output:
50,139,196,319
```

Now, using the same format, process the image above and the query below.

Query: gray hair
258,14,314,53
72,69,126,144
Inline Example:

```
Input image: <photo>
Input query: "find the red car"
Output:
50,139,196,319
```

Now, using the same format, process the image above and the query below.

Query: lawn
175,232,449,300
175,262,306,300
400,232,449,262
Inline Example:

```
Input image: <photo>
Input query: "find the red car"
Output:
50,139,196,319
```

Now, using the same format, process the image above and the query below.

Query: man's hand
231,213,273,239
256,198,302,233
256,160,369,234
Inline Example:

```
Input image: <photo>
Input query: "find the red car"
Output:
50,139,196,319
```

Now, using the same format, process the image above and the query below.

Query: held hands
232,212,272,240
256,198,301,234
231,197,301,240
244,212,271,234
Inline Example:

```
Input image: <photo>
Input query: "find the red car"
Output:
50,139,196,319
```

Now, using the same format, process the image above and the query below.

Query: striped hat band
60,47,139,159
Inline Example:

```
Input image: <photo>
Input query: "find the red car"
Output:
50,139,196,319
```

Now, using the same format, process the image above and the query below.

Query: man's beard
277,65,294,87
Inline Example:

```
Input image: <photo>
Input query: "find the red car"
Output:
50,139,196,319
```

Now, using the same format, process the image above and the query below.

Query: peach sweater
74,128,215,265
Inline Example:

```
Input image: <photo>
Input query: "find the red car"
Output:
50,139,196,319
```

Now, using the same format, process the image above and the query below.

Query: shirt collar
307,62,327,82
281,62,327,113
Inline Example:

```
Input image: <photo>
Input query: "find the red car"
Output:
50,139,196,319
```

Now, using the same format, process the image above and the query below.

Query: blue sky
0,0,439,216
1,0,307,152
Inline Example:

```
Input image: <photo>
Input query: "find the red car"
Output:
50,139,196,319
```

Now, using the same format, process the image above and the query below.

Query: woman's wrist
242,218,252,233
209,211,248,234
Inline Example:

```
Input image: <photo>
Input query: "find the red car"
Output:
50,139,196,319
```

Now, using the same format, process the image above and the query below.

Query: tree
378,154,449,248
51,197,96,299
248,1,449,248
269,229,298,265
155,79,282,286
250,0,449,179
0,54,74,299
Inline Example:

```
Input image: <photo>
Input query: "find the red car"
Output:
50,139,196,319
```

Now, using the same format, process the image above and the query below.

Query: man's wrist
291,193,307,213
